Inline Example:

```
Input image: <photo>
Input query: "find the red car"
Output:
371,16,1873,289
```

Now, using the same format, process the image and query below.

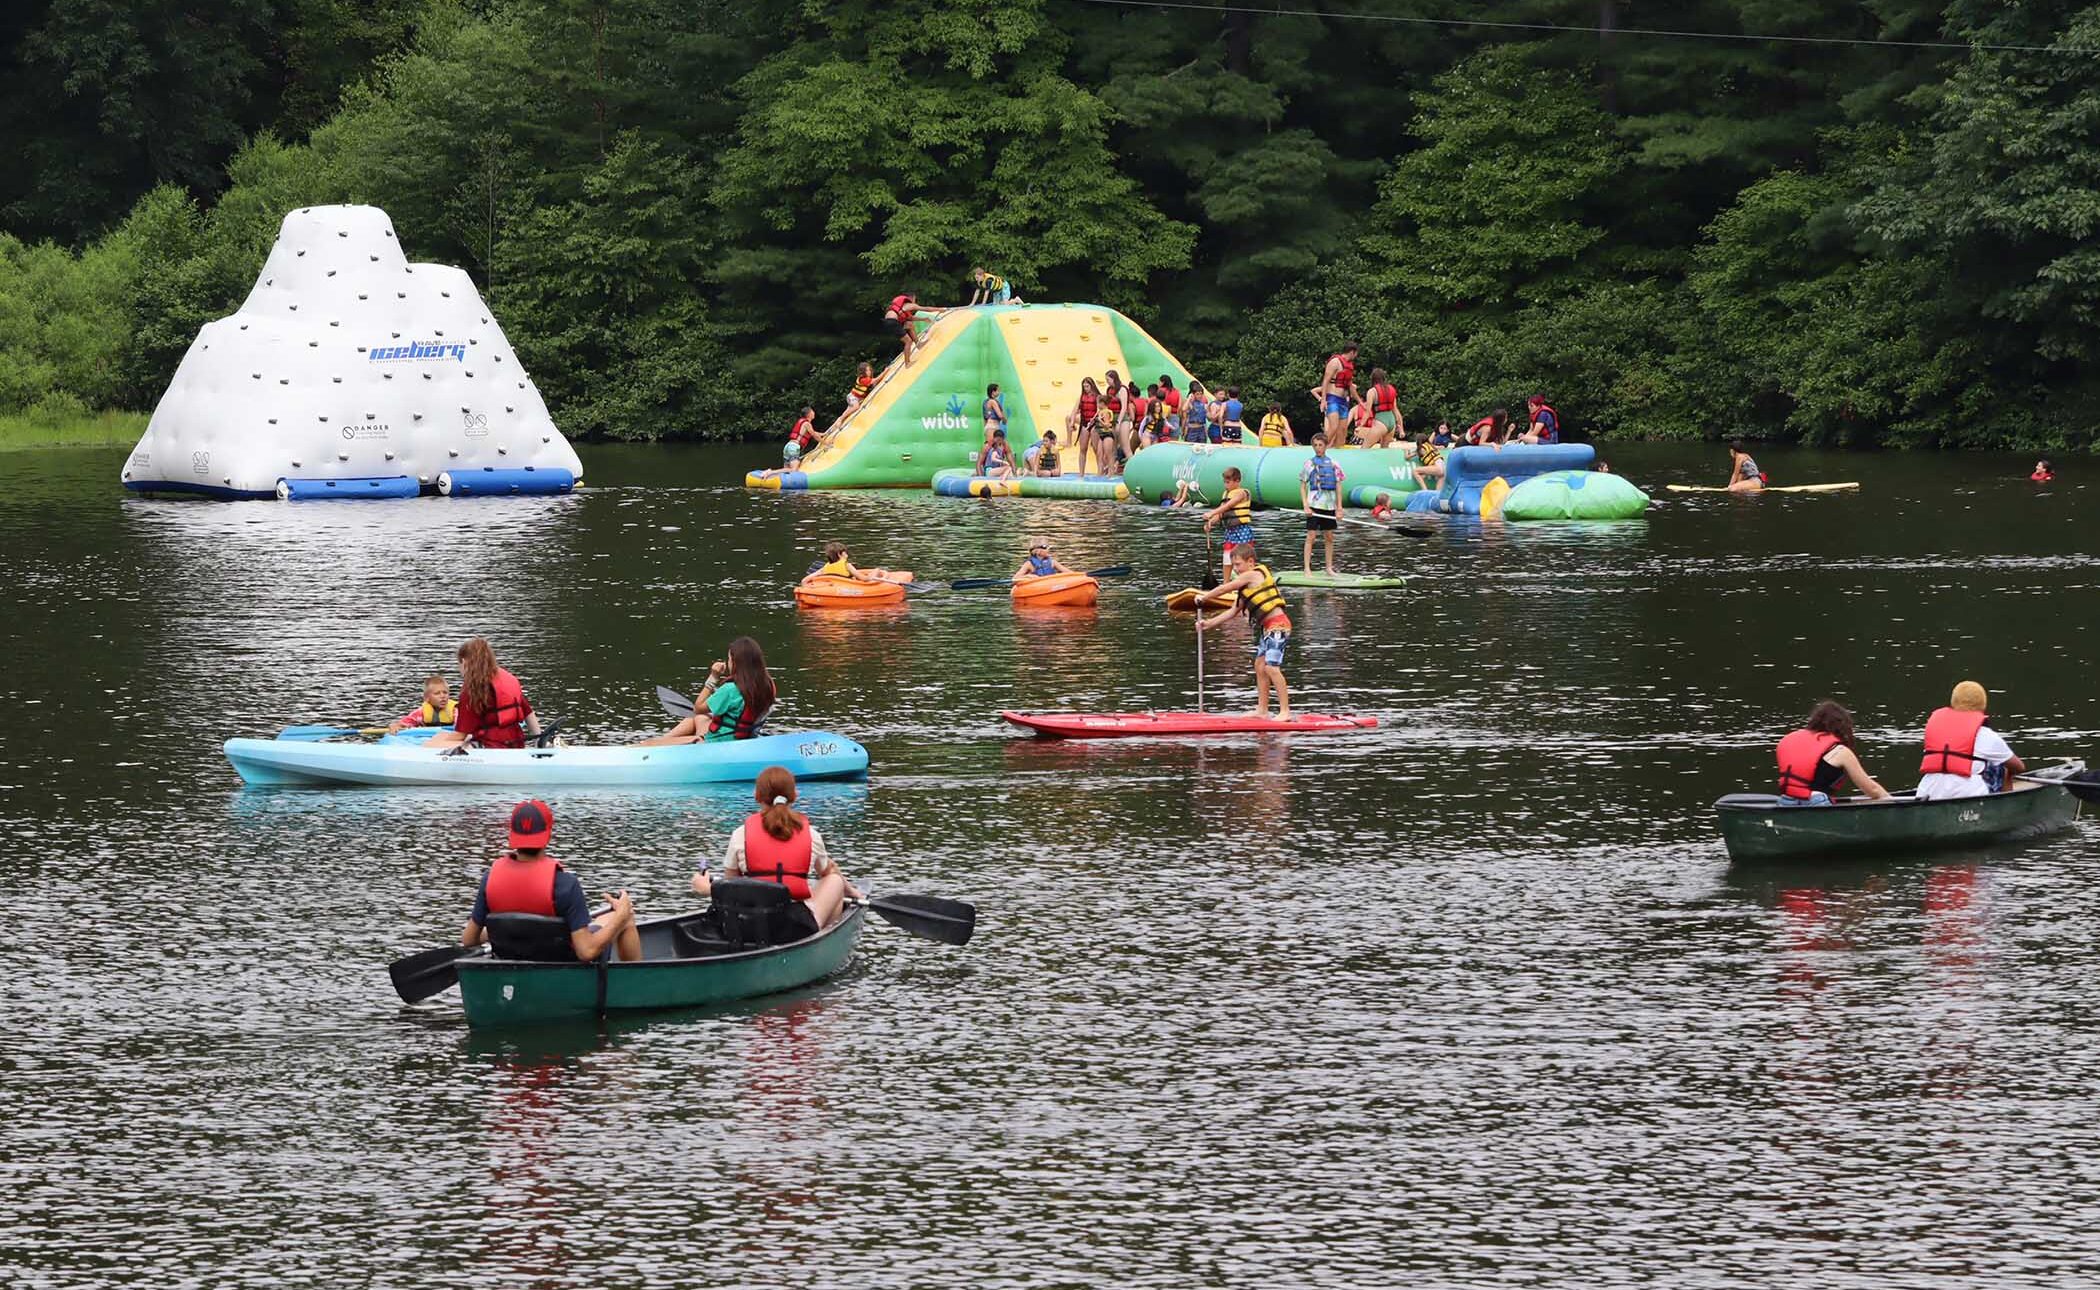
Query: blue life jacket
1028,555,1057,576
1307,456,1339,493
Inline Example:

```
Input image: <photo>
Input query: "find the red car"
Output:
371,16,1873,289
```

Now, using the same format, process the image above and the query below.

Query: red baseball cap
508,799,554,850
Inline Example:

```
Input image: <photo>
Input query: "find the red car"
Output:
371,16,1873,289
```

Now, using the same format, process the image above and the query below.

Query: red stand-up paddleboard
1001,711,1377,740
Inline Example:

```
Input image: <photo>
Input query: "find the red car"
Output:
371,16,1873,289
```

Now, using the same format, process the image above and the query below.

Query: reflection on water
6,442,2100,1285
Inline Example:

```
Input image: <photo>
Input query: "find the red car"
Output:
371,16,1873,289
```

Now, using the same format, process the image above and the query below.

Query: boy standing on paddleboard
1194,545,1292,722
1300,434,1345,576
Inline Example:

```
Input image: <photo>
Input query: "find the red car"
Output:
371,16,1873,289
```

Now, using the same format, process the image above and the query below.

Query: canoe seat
484,913,575,962
706,878,816,949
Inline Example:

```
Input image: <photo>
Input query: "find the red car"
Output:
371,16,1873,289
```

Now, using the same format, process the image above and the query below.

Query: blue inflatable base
437,467,576,497
278,475,422,501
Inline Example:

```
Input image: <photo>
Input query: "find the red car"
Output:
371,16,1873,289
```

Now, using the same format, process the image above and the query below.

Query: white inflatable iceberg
121,204,583,500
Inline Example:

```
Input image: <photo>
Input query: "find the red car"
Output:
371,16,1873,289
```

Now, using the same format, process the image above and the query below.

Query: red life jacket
1466,416,1496,443
483,851,558,916
791,417,816,448
1775,729,1840,800
888,295,914,321
1079,391,1099,421
1105,387,1123,414
742,813,814,900
465,668,532,749
1920,707,1987,777
707,691,769,740
1530,402,1560,442
1130,396,1149,424
1330,353,1357,389
1370,382,1397,413
2032,469,2054,482
850,373,874,399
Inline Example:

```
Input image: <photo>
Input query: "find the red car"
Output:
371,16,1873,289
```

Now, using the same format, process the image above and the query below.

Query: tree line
4,0,2100,451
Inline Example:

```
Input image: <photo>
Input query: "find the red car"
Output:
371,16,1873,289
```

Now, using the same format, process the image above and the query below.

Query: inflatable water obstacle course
746,304,1189,491
122,204,582,501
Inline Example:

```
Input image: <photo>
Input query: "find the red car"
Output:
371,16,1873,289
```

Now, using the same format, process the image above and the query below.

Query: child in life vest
812,541,882,583
387,674,457,734
1194,544,1293,722
693,766,861,932
1012,537,1074,581
1369,494,1395,522
2032,459,2055,483
845,361,877,412
1025,430,1061,476
980,429,1016,480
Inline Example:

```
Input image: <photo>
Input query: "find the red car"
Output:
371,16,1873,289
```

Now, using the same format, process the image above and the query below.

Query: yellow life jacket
1238,563,1287,623
820,556,851,577
1226,487,1253,528
421,699,458,726
1259,412,1288,447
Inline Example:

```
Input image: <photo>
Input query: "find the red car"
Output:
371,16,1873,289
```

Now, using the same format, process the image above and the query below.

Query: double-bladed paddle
277,723,389,741
860,893,976,946
656,685,695,720
950,564,1132,591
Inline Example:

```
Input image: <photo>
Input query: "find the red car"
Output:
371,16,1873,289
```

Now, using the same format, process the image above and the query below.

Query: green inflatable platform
1123,442,1420,509
747,303,1191,491
1499,469,1651,521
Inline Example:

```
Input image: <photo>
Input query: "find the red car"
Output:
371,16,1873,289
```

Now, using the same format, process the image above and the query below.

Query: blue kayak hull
223,731,869,787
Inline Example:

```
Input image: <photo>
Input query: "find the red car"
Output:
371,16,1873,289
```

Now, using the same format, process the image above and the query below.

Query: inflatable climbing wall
120,204,582,500
747,303,1191,490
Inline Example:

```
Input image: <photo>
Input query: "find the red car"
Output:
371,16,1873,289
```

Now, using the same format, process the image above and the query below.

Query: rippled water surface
5,443,2100,1288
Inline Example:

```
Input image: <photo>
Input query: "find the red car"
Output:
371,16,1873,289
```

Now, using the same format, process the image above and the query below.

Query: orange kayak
796,573,908,608
1012,572,1099,608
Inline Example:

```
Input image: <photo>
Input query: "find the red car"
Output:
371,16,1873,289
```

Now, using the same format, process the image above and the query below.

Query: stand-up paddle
1196,613,1207,713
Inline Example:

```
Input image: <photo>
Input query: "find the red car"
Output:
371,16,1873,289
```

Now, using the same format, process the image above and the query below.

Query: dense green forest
4,0,2100,449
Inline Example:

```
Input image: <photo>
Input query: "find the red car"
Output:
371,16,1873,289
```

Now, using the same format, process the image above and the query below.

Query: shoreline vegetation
5,5,2100,452
0,408,146,453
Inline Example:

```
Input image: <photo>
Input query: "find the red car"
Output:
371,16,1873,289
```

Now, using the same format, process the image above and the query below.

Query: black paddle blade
388,944,482,1003
866,893,976,946
1085,564,1133,579
656,685,695,719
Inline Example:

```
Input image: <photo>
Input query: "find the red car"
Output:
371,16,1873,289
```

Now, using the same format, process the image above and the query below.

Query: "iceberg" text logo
368,340,467,362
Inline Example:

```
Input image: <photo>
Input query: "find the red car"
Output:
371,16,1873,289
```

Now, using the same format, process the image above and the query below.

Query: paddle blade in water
388,944,483,1003
1086,564,1132,579
867,893,976,946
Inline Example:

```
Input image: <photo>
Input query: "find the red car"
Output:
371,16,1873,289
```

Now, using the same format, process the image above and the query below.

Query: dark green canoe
457,899,864,1027
1714,779,2080,862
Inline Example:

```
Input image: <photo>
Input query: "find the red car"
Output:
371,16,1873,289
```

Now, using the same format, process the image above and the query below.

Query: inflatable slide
746,304,1190,490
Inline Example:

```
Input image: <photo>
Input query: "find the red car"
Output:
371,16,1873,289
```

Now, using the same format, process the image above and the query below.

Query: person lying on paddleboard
639,636,776,747
694,767,861,933
429,638,540,749
1774,700,1889,806
1726,439,1766,492
462,800,641,962
1195,544,1292,722
1202,467,1258,584
1916,681,2025,801
1012,537,1074,582
385,673,456,735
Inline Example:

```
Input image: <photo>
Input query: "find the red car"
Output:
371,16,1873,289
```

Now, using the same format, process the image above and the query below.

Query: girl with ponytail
692,766,859,932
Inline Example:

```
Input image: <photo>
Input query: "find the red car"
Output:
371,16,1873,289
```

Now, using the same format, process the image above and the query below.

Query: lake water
3,442,2097,1288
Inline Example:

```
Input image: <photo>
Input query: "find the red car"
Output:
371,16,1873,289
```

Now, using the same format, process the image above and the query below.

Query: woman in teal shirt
637,636,777,744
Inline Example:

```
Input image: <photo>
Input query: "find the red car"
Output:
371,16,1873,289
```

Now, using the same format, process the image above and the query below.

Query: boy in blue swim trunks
1194,544,1292,721
1201,466,1258,584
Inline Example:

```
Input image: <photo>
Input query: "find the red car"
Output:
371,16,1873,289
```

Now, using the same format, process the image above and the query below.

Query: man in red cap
460,800,641,962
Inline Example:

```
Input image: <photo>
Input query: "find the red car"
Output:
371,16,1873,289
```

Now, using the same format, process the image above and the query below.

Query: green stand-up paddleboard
1275,571,1406,590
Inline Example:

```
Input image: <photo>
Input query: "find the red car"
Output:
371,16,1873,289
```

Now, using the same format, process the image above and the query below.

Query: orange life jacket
1775,729,1840,800
742,813,814,900
482,851,558,916
1919,707,1987,777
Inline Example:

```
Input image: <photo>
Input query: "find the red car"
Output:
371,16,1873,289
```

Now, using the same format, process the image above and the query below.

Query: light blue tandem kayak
222,730,869,787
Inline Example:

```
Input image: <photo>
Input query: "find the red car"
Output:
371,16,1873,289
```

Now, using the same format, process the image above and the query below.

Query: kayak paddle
1335,511,1433,538
388,943,487,1003
277,723,388,741
950,565,1132,591
861,893,976,946
656,685,695,720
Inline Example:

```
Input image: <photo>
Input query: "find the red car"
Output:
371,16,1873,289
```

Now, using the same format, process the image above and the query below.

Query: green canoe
1274,571,1406,590
1713,779,2080,862
457,895,865,1027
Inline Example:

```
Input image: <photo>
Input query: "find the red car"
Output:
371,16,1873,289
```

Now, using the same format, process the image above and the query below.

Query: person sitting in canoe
1194,545,1292,722
639,636,776,746
384,673,456,735
1916,681,2025,801
1201,467,1258,584
693,767,861,934
1726,440,1766,493
1012,537,1073,583
429,638,539,749
462,800,641,962
1775,701,1890,805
